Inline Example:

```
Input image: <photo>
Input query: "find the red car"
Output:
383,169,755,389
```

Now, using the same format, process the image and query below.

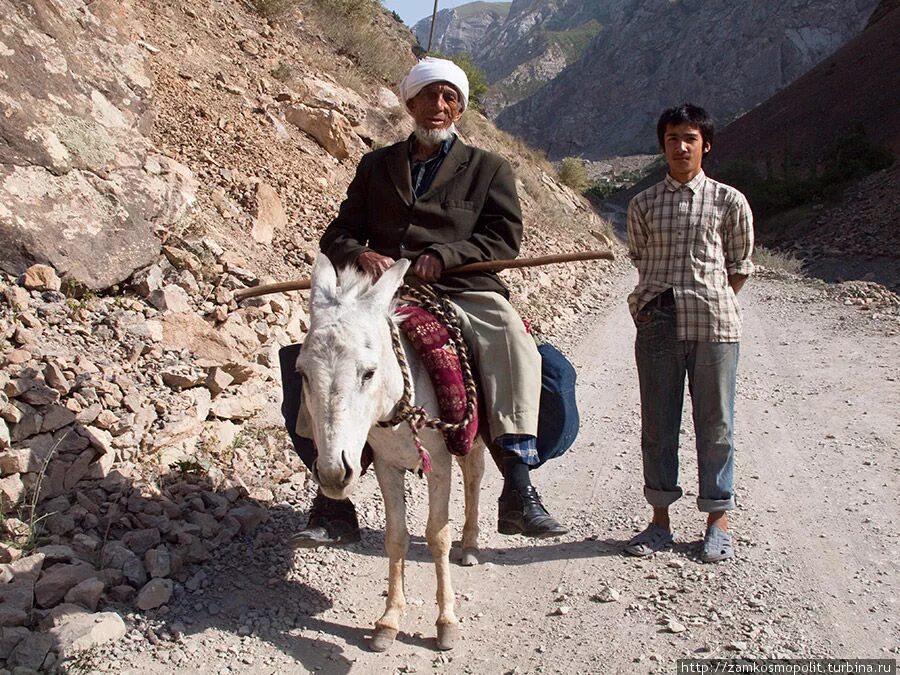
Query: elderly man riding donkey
279,57,574,651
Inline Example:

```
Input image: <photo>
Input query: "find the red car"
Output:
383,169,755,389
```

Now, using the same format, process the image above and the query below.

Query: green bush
557,157,588,192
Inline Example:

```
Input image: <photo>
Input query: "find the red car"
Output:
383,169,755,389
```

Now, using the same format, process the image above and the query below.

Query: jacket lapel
420,138,470,200
386,139,413,206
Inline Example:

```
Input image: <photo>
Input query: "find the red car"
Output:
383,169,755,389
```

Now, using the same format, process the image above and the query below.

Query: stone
93,409,119,431
204,367,234,396
148,285,192,314
122,556,148,588
0,625,30,661
43,362,71,395
0,474,24,512
122,528,161,555
48,610,127,660
210,388,267,421
19,382,60,406
135,578,173,610
0,419,10,451
22,264,61,292
100,541,136,570
228,504,269,533
64,577,105,611
160,312,235,362
161,369,202,390
667,619,687,633
283,103,362,160
34,545,75,565
10,410,41,442
145,547,172,578
0,543,23,564
162,245,201,272
78,425,114,456
34,562,96,608
3,285,30,312
251,182,287,245
40,405,76,432
591,586,620,603
7,630,54,670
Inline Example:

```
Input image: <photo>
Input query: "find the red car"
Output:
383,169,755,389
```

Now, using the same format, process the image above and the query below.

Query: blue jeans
634,304,739,512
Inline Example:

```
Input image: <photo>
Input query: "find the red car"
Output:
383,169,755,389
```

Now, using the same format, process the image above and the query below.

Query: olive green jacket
320,135,523,296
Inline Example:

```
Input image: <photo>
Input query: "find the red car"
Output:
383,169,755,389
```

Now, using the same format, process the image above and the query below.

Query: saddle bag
534,342,580,468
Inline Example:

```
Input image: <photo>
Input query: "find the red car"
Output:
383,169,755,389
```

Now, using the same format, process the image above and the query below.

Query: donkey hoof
369,627,398,652
435,623,459,651
460,547,479,567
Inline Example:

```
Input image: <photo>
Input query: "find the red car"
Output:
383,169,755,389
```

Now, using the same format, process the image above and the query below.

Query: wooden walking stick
233,249,615,302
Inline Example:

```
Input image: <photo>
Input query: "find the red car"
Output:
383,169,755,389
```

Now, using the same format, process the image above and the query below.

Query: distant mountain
414,1,611,115
496,0,880,159
412,2,510,55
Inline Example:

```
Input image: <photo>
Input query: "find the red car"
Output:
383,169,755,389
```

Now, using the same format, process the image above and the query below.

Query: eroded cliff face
413,2,510,55
496,0,880,159
0,0,197,290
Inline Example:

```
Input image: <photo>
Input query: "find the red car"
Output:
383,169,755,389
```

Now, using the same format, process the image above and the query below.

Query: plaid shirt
627,171,755,342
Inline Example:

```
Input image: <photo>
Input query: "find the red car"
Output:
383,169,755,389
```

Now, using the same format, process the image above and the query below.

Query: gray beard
413,124,456,148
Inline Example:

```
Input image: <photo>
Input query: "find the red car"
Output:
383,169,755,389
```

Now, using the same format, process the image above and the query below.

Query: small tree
558,157,588,192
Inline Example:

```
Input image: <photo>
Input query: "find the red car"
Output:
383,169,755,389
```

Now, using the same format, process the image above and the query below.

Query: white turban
399,57,469,112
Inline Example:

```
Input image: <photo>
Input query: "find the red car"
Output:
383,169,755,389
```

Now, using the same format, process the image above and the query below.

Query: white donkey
296,254,485,652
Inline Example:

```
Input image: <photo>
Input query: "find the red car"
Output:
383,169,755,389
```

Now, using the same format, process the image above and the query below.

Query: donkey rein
377,285,478,446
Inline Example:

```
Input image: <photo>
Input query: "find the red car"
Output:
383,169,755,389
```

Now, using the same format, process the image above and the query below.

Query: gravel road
95,266,900,674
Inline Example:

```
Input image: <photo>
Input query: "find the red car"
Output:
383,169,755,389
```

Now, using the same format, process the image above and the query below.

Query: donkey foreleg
425,462,458,650
456,446,485,566
371,463,408,652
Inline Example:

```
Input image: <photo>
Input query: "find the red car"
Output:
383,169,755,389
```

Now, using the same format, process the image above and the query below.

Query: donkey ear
366,258,410,310
310,253,337,310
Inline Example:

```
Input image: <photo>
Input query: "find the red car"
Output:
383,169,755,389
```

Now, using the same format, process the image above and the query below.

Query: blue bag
534,342,580,467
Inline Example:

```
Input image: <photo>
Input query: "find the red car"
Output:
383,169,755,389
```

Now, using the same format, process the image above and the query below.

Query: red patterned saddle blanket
395,305,479,456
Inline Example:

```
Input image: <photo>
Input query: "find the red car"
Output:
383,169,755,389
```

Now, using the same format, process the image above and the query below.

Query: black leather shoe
289,491,361,548
497,486,568,538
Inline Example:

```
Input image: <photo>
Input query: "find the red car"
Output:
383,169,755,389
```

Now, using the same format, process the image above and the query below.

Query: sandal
624,523,675,557
701,524,734,562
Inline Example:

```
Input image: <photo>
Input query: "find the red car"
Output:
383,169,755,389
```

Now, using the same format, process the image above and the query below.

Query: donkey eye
361,369,375,383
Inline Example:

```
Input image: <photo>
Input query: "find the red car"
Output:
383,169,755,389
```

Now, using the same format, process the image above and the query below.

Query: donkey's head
297,254,410,499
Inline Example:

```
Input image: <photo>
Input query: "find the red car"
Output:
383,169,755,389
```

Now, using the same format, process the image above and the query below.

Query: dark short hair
656,104,714,149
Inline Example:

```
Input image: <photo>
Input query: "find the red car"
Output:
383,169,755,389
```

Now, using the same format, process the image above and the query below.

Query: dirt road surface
97,266,899,674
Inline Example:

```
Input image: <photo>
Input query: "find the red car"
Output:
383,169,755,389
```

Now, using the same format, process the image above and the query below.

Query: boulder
0,0,197,290
48,610,127,660
284,103,363,160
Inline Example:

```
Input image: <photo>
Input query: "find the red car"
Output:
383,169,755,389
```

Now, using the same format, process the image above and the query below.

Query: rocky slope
0,0,617,668
497,0,880,158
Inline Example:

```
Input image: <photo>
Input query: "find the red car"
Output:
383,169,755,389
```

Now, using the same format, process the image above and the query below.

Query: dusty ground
86,265,899,674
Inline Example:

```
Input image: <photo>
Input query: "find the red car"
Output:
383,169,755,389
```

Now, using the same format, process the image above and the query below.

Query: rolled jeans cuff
643,486,682,508
697,495,736,513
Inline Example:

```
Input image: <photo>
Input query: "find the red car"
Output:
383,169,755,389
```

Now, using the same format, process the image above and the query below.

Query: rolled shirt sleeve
724,193,755,277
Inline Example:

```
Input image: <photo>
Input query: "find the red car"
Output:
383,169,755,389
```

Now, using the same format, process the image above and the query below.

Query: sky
381,0,473,27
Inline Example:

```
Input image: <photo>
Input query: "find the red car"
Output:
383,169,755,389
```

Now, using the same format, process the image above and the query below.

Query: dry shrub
306,0,411,85
753,245,805,275
558,156,588,192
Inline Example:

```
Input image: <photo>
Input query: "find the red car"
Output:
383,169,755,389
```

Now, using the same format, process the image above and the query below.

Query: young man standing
624,103,754,562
